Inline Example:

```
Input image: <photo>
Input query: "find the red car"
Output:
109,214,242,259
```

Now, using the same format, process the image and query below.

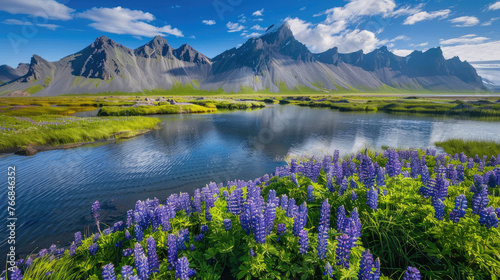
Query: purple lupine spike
249,248,255,257
317,225,328,260
125,229,132,240
167,234,178,270
102,263,116,280
122,248,134,257
265,201,277,236
351,191,358,201
89,243,98,256
194,233,204,242
134,243,149,280
9,268,22,280
432,198,445,220
367,187,378,210
74,231,82,246
431,175,449,201
193,189,202,214
126,210,133,228
175,257,195,280
336,205,346,232
190,244,195,251
121,265,133,279
324,262,333,278
280,194,289,210
291,173,300,187
54,248,65,259
134,224,143,242
326,170,335,192
358,249,380,280
336,234,353,268
323,155,332,173
472,186,489,215
240,206,251,235
291,159,299,173
376,167,386,186
69,242,77,257
223,219,232,231
478,160,485,171
479,207,499,228
339,177,348,196
403,266,421,280
287,198,296,218
307,185,314,202
334,163,343,185
91,200,101,232
298,229,309,254
293,202,308,236
255,212,266,244
449,194,467,223
319,199,331,229
37,248,48,258
147,236,159,274
228,188,243,215
200,225,208,233
205,206,212,221
349,178,358,189
410,151,421,179
25,257,33,269
177,228,189,250
333,150,340,163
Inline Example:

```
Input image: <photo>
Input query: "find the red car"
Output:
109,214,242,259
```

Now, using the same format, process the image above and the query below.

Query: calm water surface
1,105,499,259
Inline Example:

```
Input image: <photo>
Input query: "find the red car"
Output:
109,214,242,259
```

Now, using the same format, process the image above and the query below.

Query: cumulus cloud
0,0,74,20
410,42,428,47
488,1,500,11
226,21,245,32
252,9,264,17
403,9,450,25
440,34,489,45
450,16,479,27
251,24,266,31
442,41,500,61
482,17,500,26
3,18,60,30
78,6,183,37
202,19,216,25
243,32,261,38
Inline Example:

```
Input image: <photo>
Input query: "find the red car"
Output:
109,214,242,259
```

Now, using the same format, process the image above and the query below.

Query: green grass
25,85,45,95
97,104,216,116
435,139,500,158
0,115,160,149
44,76,52,86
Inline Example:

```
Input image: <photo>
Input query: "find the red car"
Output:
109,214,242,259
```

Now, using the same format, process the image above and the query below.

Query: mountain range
0,22,487,96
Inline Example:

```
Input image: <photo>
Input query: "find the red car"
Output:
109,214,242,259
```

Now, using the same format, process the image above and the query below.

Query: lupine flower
265,201,277,235
69,242,77,257
121,265,133,280
223,219,232,231
324,262,334,278
89,243,98,256
450,194,467,223
190,244,195,251
336,234,353,268
126,210,134,228
298,229,309,254
326,171,335,192
175,257,196,280
336,205,346,232
115,241,123,248
291,173,300,187
367,187,378,210
74,231,82,246
403,266,421,280
351,191,358,201
134,243,149,280
122,248,134,257
287,198,296,218
205,207,212,221
350,178,358,189
201,225,208,233
433,198,445,220
177,228,189,251
147,236,159,274
92,233,100,243
472,187,489,215
125,230,132,240
319,199,331,230
91,200,101,232
55,248,65,259
338,177,348,196
280,194,289,210
249,248,255,257
479,207,499,228
307,185,314,202
102,263,116,280
317,225,328,260
134,225,143,242
167,234,178,269
194,233,204,242
25,257,33,269
359,155,375,188
10,268,22,280
358,250,380,280
293,202,308,236
255,212,266,244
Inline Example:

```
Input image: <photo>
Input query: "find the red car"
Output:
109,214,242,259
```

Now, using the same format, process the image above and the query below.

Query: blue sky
1,0,499,69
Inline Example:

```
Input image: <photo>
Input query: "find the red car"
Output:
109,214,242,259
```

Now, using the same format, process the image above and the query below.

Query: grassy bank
189,99,266,110
6,148,499,279
97,104,217,116
0,115,161,150
436,139,500,158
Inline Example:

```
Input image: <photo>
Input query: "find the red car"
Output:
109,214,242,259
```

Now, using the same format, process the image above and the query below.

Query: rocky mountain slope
0,22,486,96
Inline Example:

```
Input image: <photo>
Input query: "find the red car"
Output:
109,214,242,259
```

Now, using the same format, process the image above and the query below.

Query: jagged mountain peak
148,35,169,47
173,44,210,64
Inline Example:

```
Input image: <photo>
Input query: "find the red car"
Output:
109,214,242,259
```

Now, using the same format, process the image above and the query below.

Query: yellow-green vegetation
98,104,217,116
0,115,160,149
191,79,200,88
44,76,52,86
72,76,83,87
190,99,266,110
25,85,45,95
435,139,500,158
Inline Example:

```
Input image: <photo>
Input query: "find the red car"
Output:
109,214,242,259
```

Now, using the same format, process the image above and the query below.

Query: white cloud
243,32,261,38
238,14,246,23
403,9,450,25
226,21,245,32
488,1,500,11
390,3,425,18
252,9,264,17
442,41,500,61
440,34,489,45
253,18,264,22
450,16,479,27
390,35,410,42
300,7,306,11
410,42,428,47
391,49,413,57
251,24,266,31
0,0,74,20
3,18,60,30
78,6,183,37
202,19,216,25
482,17,500,26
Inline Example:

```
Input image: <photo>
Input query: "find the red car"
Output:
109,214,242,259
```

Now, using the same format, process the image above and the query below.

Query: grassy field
436,139,500,158
7,148,500,279
0,115,160,150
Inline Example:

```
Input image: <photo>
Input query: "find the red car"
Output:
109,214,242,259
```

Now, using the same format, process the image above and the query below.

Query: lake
1,104,499,260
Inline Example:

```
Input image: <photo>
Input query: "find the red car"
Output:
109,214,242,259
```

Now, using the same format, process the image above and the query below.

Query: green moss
72,76,82,87
25,85,45,95
44,76,52,86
